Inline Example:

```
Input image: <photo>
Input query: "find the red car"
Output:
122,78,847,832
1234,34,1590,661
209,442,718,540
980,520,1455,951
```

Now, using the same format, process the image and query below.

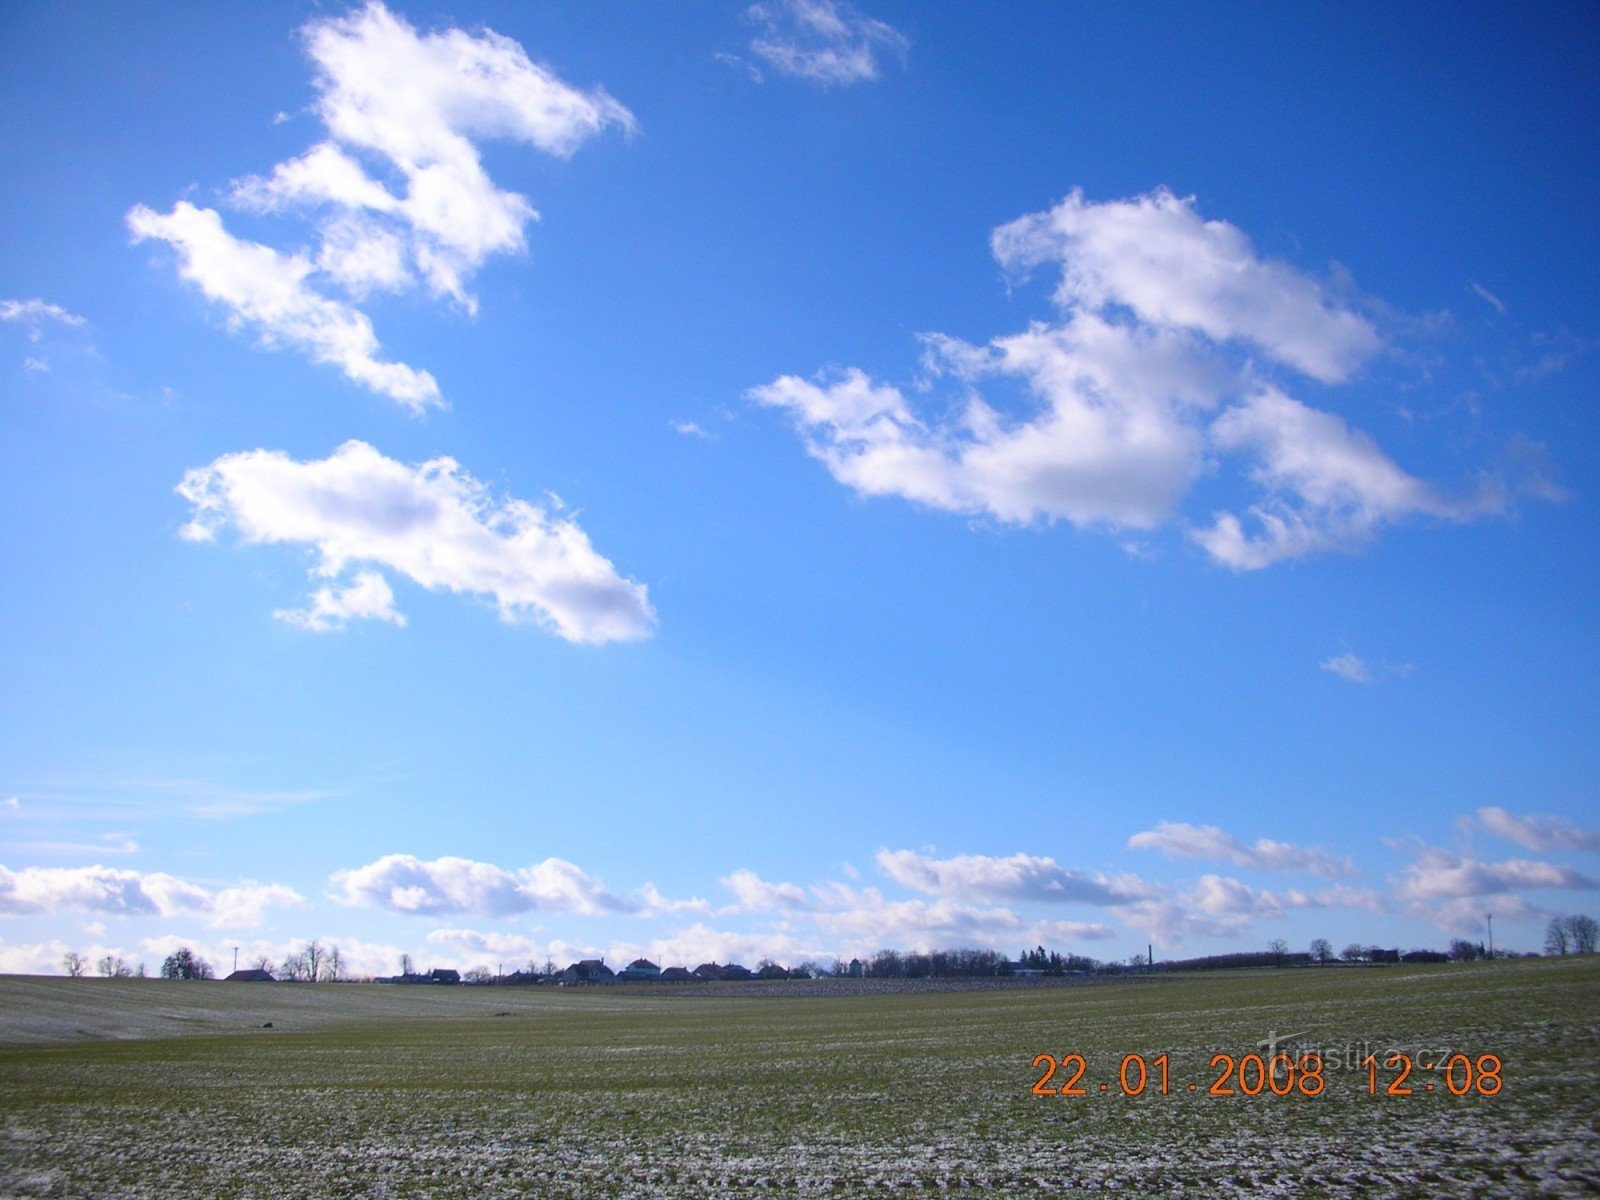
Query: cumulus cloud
991,189,1380,383
637,883,716,917
127,201,441,410
721,868,813,912
1127,821,1358,878
132,2,632,401
1196,387,1499,570
809,885,1025,949
1395,845,1599,903
875,849,1150,906
177,440,655,643
613,924,832,970
234,1,634,309
275,570,405,631
754,188,1515,567
747,0,908,86
332,853,636,917
1473,806,1600,854
1118,875,1382,945
0,865,300,929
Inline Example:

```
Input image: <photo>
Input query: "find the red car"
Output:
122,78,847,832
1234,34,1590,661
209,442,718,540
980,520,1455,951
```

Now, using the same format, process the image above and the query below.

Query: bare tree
1340,942,1365,963
1267,938,1289,965
1565,914,1598,954
400,953,414,977
1545,917,1571,956
96,955,133,978
253,955,276,975
1310,938,1334,965
61,951,86,978
321,945,344,982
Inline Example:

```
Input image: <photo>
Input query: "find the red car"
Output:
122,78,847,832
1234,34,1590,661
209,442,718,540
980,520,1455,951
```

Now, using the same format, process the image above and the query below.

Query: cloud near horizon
332,854,637,918
1127,821,1359,878
177,440,656,643
752,188,1514,568
0,864,300,929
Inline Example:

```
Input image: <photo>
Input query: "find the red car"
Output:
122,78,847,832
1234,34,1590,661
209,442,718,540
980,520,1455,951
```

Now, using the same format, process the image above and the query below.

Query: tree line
54,915,1599,981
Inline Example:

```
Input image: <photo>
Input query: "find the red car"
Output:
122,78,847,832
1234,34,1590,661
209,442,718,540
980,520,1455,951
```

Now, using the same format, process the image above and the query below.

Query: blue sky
2,1,1597,977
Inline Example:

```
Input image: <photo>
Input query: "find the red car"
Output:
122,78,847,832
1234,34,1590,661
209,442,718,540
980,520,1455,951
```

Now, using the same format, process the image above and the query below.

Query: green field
1,957,1596,1198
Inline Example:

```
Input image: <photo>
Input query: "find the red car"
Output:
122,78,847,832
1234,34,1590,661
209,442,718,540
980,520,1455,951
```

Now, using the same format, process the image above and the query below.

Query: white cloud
754,189,1514,568
636,883,716,917
275,570,405,632
133,2,632,398
0,864,300,929
332,853,636,917
1117,875,1382,945
233,2,634,310
809,884,1025,950
875,849,1149,906
1395,845,1599,903
127,202,441,410
1470,281,1507,315
611,924,831,970
721,868,812,912
992,189,1381,383
1027,919,1118,944
747,0,908,86
1320,653,1375,684
1196,387,1499,570
1127,821,1359,878
0,298,87,337
1473,806,1600,854
177,440,655,643
426,927,550,965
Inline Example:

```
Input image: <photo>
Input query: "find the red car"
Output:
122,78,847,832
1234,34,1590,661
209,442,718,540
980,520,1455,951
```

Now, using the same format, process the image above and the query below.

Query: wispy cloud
1472,806,1600,855
1128,821,1358,878
1470,281,1507,315
746,0,908,86
1,298,86,337
178,440,656,643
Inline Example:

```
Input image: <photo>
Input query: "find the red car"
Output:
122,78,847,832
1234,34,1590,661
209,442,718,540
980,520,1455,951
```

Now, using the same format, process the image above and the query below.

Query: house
1369,948,1401,964
692,962,725,981
757,963,789,980
722,963,754,981
658,966,693,983
430,968,461,985
847,958,864,978
618,958,661,982
224,968,275,983
560,959,616,985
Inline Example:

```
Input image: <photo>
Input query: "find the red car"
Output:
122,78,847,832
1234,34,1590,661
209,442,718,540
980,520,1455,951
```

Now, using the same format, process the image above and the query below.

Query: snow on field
1,959,1596,1197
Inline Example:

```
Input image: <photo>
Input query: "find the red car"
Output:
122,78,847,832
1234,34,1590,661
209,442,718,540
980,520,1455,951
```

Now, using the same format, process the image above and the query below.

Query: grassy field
1,957,1596,1198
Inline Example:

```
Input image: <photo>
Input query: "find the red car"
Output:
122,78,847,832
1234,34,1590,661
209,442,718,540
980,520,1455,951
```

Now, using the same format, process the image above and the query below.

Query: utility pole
1486,914,1494,960
233,946,239,975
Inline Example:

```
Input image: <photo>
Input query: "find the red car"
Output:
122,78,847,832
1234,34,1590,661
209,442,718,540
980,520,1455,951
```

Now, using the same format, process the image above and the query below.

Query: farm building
618,958,661,982
223,968,275,982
